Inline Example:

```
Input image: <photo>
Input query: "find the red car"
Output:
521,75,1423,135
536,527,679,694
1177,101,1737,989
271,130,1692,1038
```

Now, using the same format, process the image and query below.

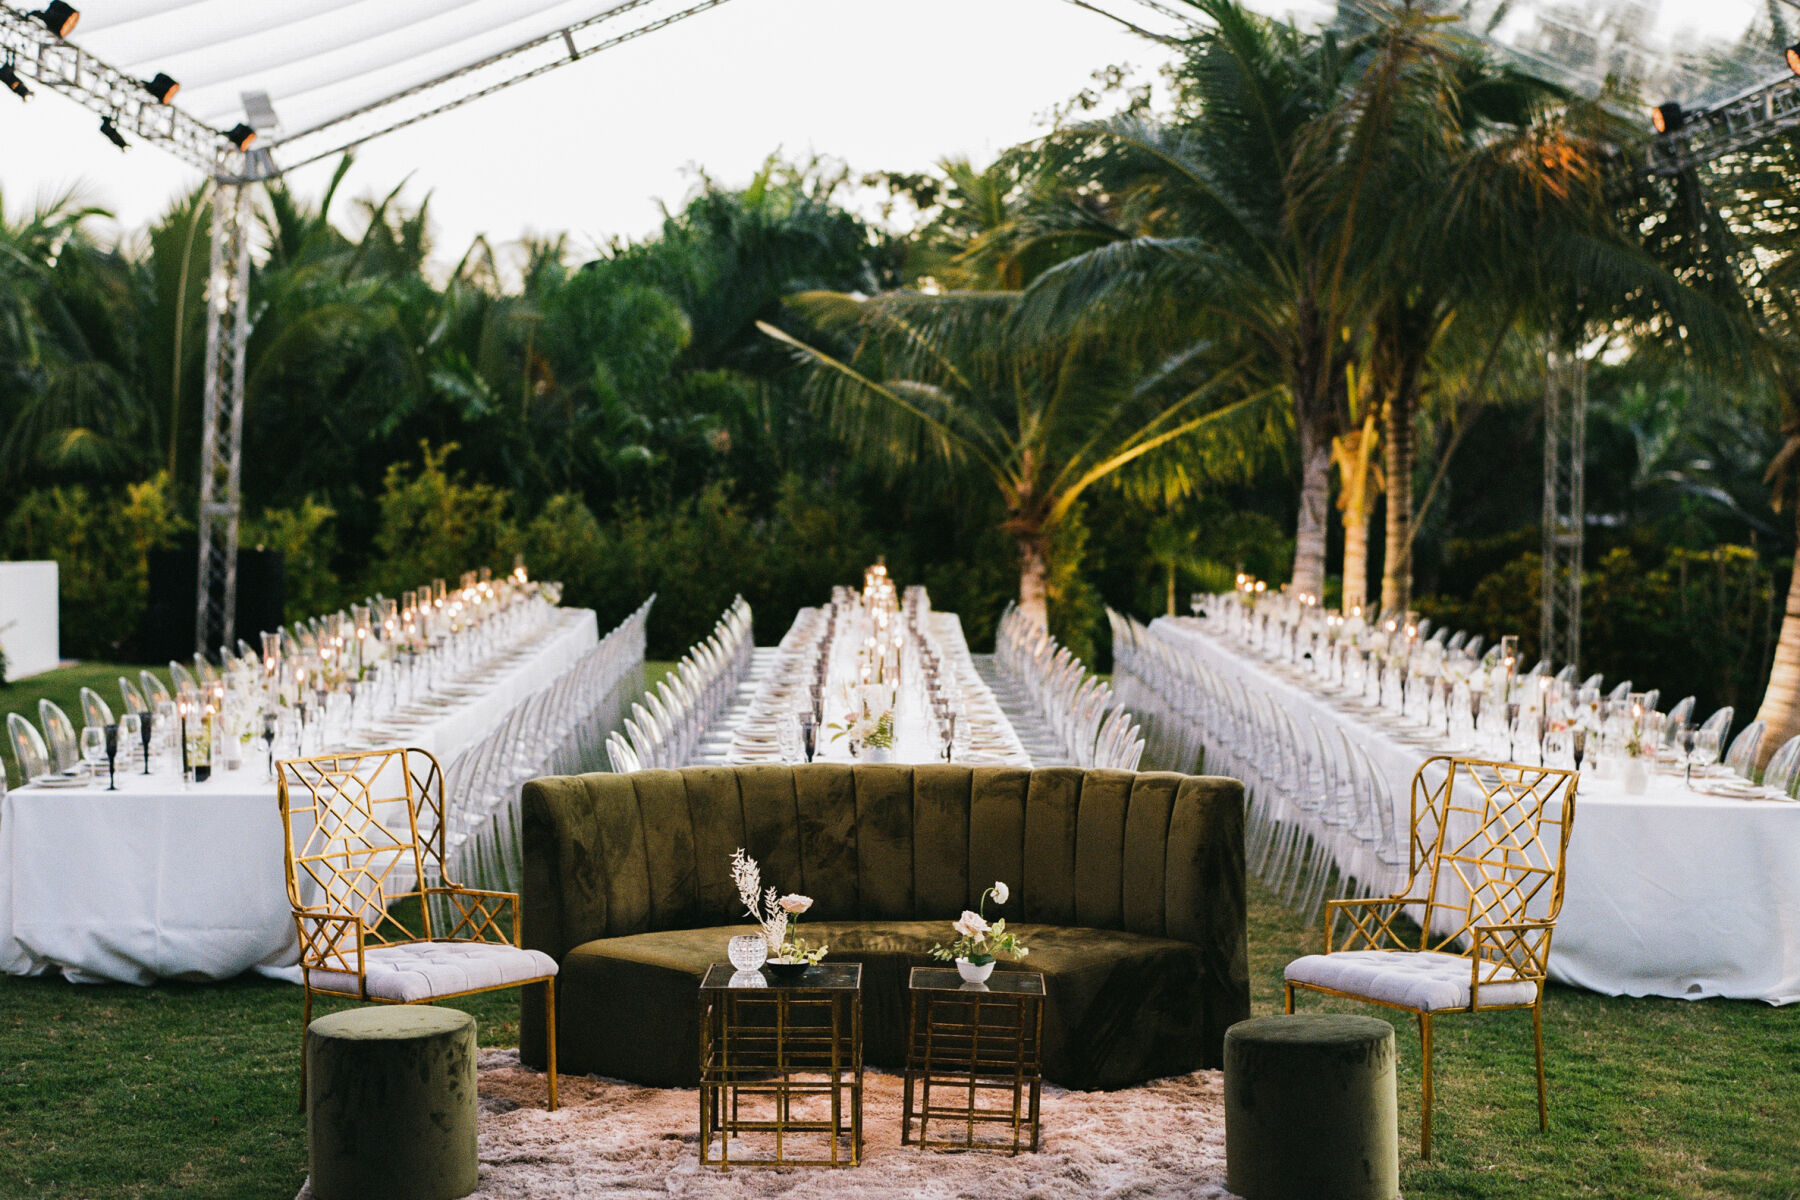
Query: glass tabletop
909,966,1045,995
700,962,862,990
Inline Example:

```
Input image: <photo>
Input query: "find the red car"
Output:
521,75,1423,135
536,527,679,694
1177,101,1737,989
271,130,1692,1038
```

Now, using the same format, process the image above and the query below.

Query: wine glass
103,723,120,791
1189,592,1204,619
119,712,141,773
1689,729,1721,785
80,726,106,779
262,712,279,779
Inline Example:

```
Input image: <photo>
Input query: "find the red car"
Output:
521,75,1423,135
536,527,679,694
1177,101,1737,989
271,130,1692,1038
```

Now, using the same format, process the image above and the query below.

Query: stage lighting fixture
33,3,78,37
1651,102,1684,134
1787,43,1800,76
142,72,179,103
0,63,29,102
99,115,127,150
225,123,257,150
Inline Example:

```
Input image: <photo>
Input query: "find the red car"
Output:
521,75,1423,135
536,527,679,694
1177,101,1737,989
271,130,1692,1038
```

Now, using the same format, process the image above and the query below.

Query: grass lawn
2,879,1797,1199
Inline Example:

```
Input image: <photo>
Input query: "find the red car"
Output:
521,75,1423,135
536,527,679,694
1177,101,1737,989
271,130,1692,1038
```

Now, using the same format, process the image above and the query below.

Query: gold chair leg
297,988,313,1115
1418,1012,1434,1160
1532,1003,1548,1133
1284,982,1295,1014
545,978,559,1112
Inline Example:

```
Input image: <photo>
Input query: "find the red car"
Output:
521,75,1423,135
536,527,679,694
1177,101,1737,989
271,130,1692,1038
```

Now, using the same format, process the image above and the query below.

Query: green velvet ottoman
306,1007,479,1200
1223,1014,1398,1200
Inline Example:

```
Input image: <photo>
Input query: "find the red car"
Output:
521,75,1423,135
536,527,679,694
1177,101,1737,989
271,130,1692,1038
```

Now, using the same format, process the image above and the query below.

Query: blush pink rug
299,1050,1238,1199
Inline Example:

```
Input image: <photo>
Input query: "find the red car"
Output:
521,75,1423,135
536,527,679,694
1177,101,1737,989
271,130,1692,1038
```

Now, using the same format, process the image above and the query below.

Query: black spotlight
225,122,257,150
33,2,79,37
142,72,179,104
1651,101,1684,134
99,115,127,150
0,63,29,102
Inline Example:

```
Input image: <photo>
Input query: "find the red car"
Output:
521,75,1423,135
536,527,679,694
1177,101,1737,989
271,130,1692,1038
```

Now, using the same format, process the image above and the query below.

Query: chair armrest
425,886,520,945
294,908,365,977
1470,918,1556,1001
1324,897,1430,954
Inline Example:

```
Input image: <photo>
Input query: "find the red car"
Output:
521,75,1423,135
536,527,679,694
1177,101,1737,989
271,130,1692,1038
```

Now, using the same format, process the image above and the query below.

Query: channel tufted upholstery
517,763,1246,1090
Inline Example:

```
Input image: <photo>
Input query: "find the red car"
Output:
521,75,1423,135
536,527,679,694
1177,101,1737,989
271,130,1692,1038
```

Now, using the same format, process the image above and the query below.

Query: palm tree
761,290,1271,625
1013,0,1380,599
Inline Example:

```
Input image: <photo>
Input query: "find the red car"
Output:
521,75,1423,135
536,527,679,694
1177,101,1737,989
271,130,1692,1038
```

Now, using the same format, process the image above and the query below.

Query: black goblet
138,712,155,775
262,712,278,778
104,723,119,792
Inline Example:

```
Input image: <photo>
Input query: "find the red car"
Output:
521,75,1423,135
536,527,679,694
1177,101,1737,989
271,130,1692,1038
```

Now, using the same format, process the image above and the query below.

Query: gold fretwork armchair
1284,756,1576,1158
278,748,558,1110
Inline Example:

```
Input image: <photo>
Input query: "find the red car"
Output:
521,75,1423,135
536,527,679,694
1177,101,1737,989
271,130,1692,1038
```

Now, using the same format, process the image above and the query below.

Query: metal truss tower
1540,349,1586,671
193,178,255,653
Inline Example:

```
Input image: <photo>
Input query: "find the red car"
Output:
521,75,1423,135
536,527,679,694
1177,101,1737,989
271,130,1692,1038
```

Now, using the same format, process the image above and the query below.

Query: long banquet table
724,605,1031,767
0,608,599,985
1153,616,1800,1005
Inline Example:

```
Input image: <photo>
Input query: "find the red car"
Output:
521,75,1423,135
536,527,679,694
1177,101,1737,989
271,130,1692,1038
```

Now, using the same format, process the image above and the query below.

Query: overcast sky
0,1,1177,270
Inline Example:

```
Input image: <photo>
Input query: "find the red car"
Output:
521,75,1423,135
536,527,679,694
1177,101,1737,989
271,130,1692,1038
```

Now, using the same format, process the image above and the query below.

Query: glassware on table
80,725,106,777
728,933,768,972
262,712,279,779
1688,728,1721,786
103,723,119,791
119,712,142,774
1542,724,1573,770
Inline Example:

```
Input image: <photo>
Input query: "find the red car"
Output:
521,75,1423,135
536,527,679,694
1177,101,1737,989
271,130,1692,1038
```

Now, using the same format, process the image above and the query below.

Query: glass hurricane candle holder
728,933,768,972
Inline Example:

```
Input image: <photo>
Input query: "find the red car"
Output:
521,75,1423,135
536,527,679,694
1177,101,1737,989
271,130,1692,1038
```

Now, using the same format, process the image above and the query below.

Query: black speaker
141,545,286,661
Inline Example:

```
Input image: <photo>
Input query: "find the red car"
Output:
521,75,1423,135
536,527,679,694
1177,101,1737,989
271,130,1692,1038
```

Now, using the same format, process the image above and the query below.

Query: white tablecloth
0,608,599,985
1154,617,1800,1005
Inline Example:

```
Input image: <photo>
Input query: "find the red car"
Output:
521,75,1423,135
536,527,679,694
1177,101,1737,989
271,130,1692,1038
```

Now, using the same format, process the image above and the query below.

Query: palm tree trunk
1343,503,1371,613
1753,501,1800,767
1293,416,1332,600
1018,535,1050,628
1380,386,1415,614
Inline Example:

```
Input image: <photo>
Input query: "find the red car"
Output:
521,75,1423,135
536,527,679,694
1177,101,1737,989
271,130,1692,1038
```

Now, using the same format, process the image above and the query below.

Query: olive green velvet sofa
518,763,1246,1090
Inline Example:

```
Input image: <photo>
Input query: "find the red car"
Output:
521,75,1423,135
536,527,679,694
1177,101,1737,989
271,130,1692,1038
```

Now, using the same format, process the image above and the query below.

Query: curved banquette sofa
517,763,1247,1090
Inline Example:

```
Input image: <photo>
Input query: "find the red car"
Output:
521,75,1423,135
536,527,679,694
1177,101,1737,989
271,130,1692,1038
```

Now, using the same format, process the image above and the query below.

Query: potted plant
931,881,1028,983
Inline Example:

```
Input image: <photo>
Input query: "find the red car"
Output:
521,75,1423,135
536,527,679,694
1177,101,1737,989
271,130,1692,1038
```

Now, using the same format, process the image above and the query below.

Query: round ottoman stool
306,1006,479,1200
1224,1013,1398,1200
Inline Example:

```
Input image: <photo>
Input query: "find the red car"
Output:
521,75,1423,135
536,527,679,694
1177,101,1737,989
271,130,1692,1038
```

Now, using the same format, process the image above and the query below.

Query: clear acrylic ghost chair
607,732,642,773
168,661,199,695
1724,721,1765,778
7,713,51,785
1697,706,1733,743
140,671,173,708
78,687,115,729
1663,696,1695,730
1760,734,1800,796
118,676,150,716
38,700,80,774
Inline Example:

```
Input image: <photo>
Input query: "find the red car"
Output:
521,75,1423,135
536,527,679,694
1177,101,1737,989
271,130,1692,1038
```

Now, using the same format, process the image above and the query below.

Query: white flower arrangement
828,682,896,749
931,881,1027,967
730,848,827,964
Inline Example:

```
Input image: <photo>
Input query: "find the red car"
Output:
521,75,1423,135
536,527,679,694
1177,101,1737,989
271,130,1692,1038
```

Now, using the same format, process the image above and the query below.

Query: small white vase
863,744,894,763
1623,757,1648,795
728,933,767,972
956,957,995,983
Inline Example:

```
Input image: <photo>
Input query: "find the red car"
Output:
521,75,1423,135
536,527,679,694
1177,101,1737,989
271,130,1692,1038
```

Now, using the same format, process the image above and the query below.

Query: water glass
80,726,106,775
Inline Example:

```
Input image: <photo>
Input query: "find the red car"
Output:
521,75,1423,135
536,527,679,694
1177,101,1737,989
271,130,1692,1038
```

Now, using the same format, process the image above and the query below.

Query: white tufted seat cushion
309,941,557,1003
1284,950,1538,1012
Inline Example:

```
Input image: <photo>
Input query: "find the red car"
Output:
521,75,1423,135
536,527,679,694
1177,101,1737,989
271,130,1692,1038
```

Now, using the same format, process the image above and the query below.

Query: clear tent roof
64,0,1798,163
1251,0,1795,110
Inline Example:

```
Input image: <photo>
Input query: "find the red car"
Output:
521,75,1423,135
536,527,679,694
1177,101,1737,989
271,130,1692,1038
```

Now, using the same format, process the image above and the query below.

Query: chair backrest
277,747,455,955
1410,757,1578,962
38,699,79,773
1763,734,1800,796
118,676,150,715
78,687,114,729
1725,720,1765,777
168,662,198,694
7,713,50,785
1697,706,1733,742
1664,695,1696,730
139,671,173,708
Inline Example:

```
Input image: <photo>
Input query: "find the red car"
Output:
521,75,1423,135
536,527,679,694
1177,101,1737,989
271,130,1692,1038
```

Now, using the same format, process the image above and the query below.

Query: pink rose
779,894,813,915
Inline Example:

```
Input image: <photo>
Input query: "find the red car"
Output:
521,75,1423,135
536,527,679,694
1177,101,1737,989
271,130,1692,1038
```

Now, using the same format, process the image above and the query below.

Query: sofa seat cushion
1284,950,1538,1012
552,921,1219,1090
308,941,557,1003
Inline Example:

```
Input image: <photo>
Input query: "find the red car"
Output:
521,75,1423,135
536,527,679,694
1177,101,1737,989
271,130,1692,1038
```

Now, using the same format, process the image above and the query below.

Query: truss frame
1540,348,1585,673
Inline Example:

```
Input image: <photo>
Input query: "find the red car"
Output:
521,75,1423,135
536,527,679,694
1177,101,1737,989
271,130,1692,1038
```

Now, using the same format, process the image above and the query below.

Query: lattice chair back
7,713,50,785
278,748,452,967
1410,757,1578,975
78,687,114,729
37,700,80,774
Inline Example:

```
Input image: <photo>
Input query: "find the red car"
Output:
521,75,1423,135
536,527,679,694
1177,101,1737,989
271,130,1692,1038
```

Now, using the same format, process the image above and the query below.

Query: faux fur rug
298,1049,1239,1199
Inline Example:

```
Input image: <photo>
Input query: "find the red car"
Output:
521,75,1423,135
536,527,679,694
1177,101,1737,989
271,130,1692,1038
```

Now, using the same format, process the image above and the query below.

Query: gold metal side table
902,966,1045,1154
698,962,863,1168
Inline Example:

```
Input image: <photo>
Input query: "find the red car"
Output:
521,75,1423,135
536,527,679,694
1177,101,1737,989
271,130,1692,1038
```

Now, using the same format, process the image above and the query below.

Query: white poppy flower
991,881,1009,904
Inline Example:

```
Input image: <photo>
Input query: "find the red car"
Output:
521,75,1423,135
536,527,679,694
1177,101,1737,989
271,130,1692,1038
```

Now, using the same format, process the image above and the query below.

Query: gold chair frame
277,747,557,1111
1285,755,1576,1158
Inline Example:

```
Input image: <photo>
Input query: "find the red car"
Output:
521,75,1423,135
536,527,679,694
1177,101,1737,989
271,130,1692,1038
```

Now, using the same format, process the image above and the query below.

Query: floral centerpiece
931,881,1028,983
828,683,895,756
730,848,828,972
